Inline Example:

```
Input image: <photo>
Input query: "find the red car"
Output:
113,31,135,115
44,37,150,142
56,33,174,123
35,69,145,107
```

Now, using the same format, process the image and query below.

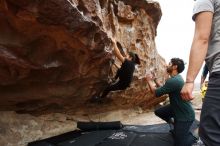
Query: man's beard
166,67,172,74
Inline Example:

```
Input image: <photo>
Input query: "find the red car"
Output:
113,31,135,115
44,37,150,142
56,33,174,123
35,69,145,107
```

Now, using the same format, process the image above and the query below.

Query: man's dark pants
199,72,220,146
155,104,195,146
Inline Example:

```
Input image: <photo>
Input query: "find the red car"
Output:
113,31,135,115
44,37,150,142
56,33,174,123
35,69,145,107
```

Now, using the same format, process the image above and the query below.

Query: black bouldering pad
28,121,199,146
77,121,123,131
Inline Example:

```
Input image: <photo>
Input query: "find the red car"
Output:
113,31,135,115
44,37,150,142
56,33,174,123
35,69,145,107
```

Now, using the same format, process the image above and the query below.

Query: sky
154,0,202,83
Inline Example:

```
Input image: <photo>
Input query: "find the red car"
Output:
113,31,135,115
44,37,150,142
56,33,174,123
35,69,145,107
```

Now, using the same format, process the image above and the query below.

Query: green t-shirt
155,74,195,121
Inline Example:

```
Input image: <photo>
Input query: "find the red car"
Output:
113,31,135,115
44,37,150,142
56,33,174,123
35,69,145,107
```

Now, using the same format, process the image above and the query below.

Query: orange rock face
0,0,166,115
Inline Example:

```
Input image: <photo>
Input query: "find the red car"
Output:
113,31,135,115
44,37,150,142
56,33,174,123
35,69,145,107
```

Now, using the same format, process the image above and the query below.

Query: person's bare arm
154,78,162,87
181,12,213,101
145,74,156,96
112,39,125,63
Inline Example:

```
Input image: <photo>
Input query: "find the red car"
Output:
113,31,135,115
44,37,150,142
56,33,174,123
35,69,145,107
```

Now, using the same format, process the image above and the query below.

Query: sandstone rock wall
0,0,166,115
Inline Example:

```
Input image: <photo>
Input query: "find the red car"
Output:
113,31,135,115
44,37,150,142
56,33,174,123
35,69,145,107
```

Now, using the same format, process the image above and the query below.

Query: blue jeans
155,105,195,146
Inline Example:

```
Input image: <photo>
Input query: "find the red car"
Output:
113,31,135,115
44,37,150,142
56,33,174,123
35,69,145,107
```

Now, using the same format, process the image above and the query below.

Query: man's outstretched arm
145,74,157,96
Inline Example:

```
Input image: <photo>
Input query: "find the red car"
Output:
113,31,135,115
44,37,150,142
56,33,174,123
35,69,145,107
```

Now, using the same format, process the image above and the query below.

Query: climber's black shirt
116,59,135,87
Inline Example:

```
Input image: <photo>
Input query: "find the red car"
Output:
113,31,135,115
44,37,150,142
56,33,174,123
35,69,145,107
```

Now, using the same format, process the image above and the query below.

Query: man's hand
151,71,156,78
145,73,156,94
181,83,194,101
145,73,153,81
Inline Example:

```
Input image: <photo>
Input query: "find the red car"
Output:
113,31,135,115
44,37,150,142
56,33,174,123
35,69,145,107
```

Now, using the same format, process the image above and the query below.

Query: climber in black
92,38,140,102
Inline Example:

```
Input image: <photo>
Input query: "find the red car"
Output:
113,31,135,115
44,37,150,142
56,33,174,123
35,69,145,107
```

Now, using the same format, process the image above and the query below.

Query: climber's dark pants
100,81,128,98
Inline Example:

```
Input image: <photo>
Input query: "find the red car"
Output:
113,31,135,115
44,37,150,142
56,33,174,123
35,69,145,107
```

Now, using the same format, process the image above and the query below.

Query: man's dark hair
171,58,185,73
129,52,141,65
